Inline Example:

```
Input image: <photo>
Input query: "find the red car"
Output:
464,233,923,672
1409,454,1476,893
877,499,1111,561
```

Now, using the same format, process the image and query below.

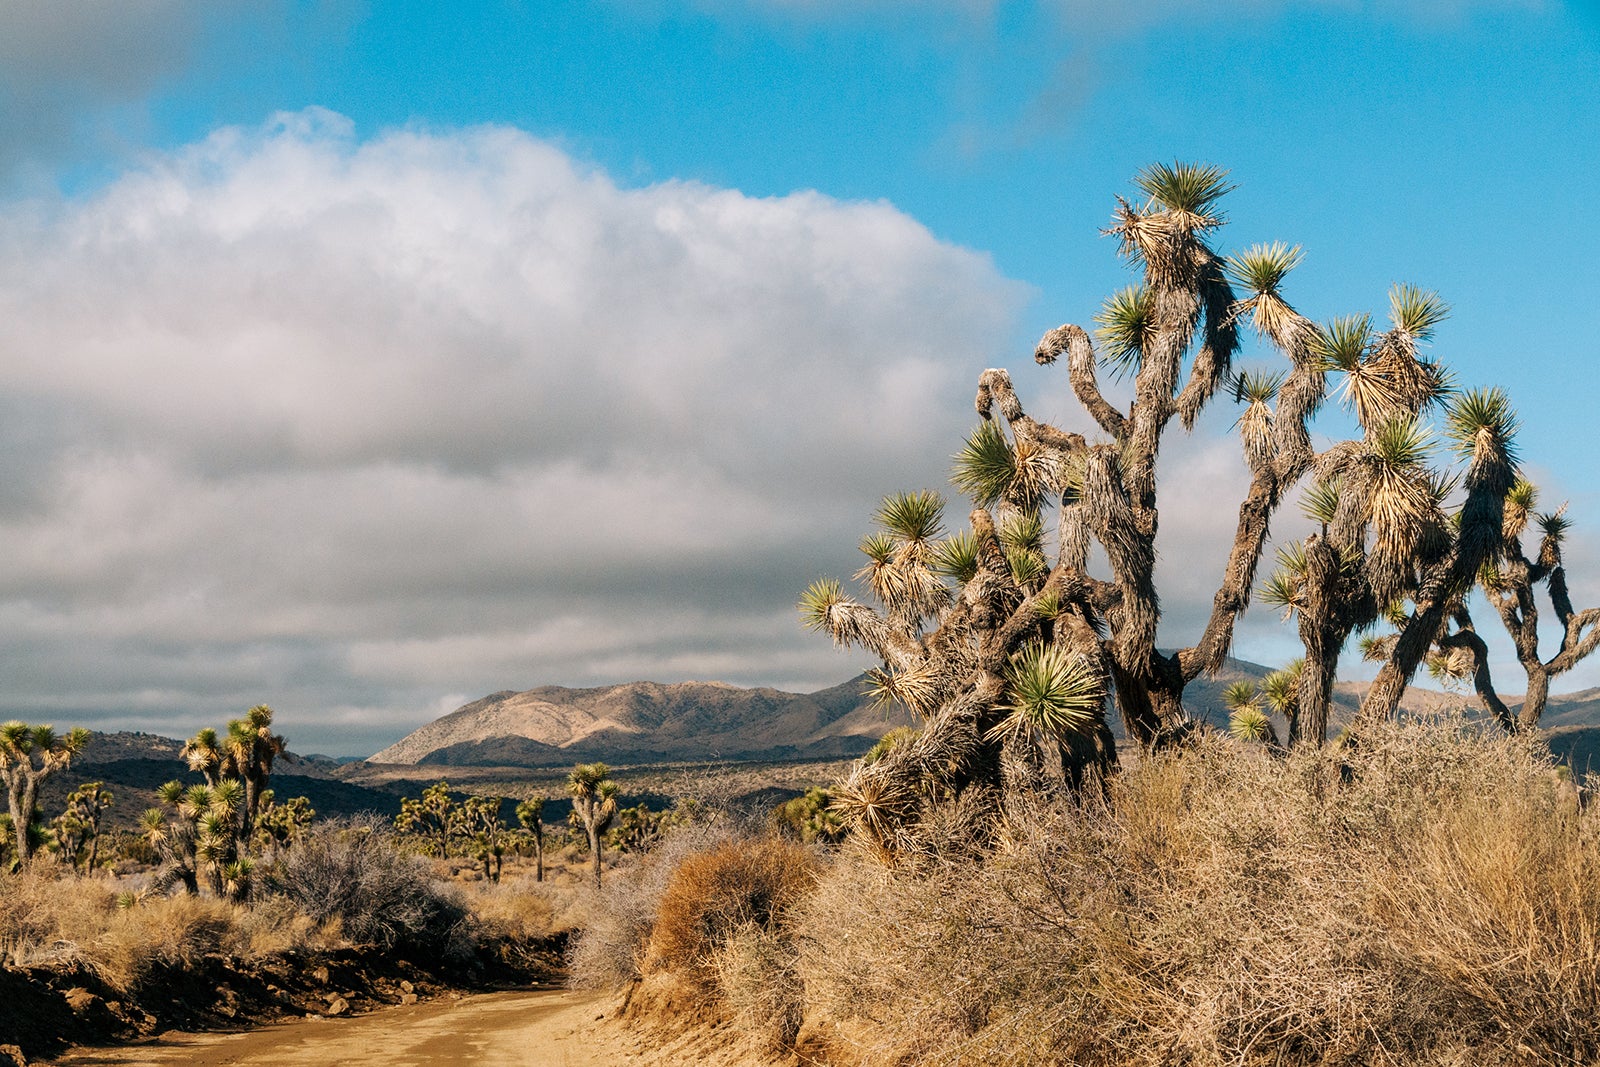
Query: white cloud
0,109,1028,752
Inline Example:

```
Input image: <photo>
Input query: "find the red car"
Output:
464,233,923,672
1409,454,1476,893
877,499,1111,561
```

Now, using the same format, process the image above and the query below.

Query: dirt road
48,990,639,1067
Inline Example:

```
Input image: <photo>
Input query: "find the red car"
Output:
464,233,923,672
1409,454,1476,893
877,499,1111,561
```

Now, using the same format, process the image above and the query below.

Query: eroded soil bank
1,937,568,1066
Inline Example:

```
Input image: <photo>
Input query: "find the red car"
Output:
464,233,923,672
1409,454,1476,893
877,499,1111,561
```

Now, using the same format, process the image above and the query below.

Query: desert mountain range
365,660,1600,769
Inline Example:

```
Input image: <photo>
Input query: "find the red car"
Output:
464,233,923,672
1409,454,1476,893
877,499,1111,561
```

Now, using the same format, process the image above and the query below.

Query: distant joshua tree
0,722,89,868
568,763,618,887
53,781,114,875
515,797,546,882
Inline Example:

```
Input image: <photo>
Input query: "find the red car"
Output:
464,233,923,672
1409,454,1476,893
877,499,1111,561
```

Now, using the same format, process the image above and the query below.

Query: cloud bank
0,109,1034,753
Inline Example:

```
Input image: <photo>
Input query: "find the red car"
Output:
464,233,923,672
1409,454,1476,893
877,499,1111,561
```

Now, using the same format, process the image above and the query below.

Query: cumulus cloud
0,109,1031,752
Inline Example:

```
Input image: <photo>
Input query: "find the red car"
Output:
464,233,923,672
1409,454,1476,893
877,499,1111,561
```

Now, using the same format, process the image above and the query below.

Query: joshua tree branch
1035,324,1126,440
1437,614,1517,733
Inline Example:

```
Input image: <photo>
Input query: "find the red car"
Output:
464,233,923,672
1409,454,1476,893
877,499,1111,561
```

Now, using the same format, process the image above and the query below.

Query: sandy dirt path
47,989,649,1067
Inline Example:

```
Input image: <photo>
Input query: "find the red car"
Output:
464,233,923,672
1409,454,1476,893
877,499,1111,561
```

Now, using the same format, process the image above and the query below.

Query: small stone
327,998,348,1016
63,987,98,1012
311,965,330,985
400,993,418,1006
0,1043,25,1067
399,979,414,994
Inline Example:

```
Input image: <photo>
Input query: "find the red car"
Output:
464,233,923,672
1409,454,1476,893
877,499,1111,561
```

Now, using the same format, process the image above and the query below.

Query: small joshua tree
452,794,508,882
53,781,114,875
0,722,90,868
396,781,456,857
515,797,546,882
568,763,618,887
254,790,316,857
1437,485,1600,731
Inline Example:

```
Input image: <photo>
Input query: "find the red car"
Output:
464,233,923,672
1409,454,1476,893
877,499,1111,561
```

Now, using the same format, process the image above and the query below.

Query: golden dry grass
785,717,1600,1066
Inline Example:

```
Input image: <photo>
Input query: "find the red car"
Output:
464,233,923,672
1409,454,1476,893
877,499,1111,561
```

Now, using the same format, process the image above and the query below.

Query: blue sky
1,0,1596,754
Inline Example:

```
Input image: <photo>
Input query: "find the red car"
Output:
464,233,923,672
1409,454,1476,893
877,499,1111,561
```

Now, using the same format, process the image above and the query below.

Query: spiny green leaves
953,421,1016,508
1302,477,1344,527
1232,368,1286,405
799,578,848,632
1371,417,1434,469
1261,660,1302,713
1225,242,1303,296
933,530,981,584
1444,387,1519,466
1313,315,1374,372
874,490,946,544
1134,161,1233,227
1223,680,1261,713
990,643,1105,747
1094,285,1153,379
1229,705,1273,743
1538,508,1571,543
1389,284,1450,341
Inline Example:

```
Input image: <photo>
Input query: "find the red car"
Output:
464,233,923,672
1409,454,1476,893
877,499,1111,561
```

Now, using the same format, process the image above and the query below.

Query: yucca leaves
1232,368,1286,405
864,664,943,719
1301,477,1344,527
875,490,946,545
1262,660,1302,714
989,643,1105,747
799,578,850,634
933,531,981,584
1006,545,1049,588
1225,242,1303,296
1389,284,1450,341
952,421,1016,508
1134,161,1233,227
999,513,1045,554
1538,508,1571,543
1229,705,1273,743
1313,315,1373,373
1443,387,1520,467
1094,285,1154,379
1222,680,1261,713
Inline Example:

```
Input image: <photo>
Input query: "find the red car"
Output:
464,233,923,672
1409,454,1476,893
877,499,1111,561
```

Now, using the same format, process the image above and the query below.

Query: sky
0,0,1596,756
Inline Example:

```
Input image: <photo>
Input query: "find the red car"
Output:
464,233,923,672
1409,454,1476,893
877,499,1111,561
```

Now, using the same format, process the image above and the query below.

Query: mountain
367,675,916,766
368,661,1600,770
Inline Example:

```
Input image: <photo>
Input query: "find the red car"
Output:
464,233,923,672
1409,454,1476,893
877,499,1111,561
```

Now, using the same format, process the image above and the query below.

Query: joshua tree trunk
588,827,603,888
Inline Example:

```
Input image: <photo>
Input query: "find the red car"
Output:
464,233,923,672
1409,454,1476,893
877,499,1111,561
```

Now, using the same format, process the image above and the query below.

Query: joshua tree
802,164,1344,850
254,790,316,856
568,763,618,887
53,781,114,875
515,797,546,882
396,781,456,857
0,722,90,867
1222,662,1304,754
226,705,287,842
1437,487,1600,731
453,794,507,882
180,705,287,852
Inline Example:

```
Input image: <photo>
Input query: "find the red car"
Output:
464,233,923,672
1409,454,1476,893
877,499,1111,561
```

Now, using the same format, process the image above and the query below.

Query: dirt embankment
0,937,567,1066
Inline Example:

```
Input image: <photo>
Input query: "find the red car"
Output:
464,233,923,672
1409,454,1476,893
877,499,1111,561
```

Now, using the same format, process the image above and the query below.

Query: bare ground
46,990,639,1067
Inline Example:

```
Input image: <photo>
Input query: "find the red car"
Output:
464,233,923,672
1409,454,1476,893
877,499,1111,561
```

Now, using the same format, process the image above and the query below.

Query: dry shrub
646,837,817,988
795,716,1600,1066
95,894,251,990
714,921,805,1055
567,819,738,992
267,817,474,960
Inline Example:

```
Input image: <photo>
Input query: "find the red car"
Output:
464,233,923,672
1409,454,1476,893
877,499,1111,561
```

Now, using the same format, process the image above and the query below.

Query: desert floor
45,989,656,1067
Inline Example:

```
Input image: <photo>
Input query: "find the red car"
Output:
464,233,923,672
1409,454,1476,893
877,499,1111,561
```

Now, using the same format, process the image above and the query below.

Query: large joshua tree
0,722,90,867
803,164,1350,850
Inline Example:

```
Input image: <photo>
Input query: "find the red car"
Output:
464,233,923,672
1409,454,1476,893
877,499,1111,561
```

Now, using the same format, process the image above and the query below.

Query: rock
399,979,414,994
62,987,98,1012
0,1044,25,1067
326,997,348,1016
399,993,418,1006
310,965,330,985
